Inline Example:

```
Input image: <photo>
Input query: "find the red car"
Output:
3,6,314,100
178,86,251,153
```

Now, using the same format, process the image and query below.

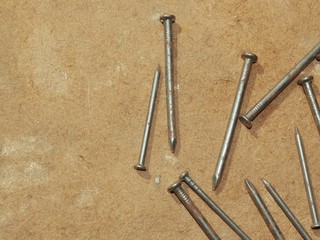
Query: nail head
297,76,314,85
167,180,182,193
160,14,176,24
241,52,258,63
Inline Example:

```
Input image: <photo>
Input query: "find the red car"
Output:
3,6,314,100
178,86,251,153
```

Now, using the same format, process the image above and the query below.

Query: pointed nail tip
261,178,269,186
244,179,253,189
212,177,220,190
170,137,177,153
156,64,161,72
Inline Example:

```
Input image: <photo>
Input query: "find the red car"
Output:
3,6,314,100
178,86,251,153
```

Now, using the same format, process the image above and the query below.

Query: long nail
160,15,177,153
213,52,257,190
240,42,320,129
297,76,320,131
168,180,221,240
245,179,285,239
294,127,320,229
180,171,251,240
134,66,161,171
262,179,312,240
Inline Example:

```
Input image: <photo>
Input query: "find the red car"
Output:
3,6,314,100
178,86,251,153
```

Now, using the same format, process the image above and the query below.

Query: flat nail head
160,14,176,23
297,76,314,85
312,223,320,229
316,54,320,61
241,52,258,63
179,171,189,181
134,164,146,171
167,180,182,193
239,115,253,129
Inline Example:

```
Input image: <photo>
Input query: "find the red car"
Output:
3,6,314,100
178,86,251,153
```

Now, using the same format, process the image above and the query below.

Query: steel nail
134,65,161,171
168,180,221,240
294,127,320,229
213,52,258,190
297,76,320,131
180,171,251,240
245,179,285,240
240,42,320,129
160,14,177,153
262,179,312,240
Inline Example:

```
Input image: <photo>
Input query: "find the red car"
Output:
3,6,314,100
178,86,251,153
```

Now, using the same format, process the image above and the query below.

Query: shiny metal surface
160,15,177,152
262,179,312,240
240,42,320,129
180,171,251,240
297,76,320,131
168,180,221,240
134,66,161,171
294,127,320,229
213,52,257,190
245,179,285,240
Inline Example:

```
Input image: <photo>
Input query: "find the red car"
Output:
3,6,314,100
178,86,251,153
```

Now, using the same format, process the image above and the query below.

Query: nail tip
212,175,220,190
261,178,270,187
170,137,177,153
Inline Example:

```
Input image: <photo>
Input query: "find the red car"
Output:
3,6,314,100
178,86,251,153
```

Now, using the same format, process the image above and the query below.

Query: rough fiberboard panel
0,0,320,239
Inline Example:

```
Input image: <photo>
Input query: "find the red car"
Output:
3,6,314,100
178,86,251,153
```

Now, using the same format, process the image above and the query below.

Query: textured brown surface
0,1,319,239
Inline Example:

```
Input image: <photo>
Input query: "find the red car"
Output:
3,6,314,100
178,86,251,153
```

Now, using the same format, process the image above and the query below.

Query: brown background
0,0,320,239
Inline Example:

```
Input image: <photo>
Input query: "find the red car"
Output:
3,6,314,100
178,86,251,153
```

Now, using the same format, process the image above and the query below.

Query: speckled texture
0,1,319,239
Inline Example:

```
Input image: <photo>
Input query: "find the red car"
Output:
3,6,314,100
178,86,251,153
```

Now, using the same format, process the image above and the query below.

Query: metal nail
180,171,251,240
262,179,312,240
297,76,320,131
168,180,221,240
213,52,258,190
134,66,161,171
294,127,320,229
245,179,285,240
160,14,177,153
240,42,320,129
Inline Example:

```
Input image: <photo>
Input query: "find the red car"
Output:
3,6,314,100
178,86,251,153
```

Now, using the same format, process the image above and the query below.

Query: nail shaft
134,66,161,171
160,15,177,152
240,42,320,129
180,171,251,240
168,180,220,240
245,179,285,240
262,179,312,240
213,52,257,190
294,127,320,229
297,76,320,131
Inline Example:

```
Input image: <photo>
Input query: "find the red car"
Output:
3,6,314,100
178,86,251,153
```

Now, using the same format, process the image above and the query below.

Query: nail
240,42,320,129
168,180,221,240
297,76,320,131
160,14,177,153
262,179,312,240
294,127,320,229
213,52,258,190
245,179,285,239
180,171,251,240
134,65,161,171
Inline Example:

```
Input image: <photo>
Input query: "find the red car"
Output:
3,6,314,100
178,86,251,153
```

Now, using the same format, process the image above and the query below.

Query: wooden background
0,1,319,239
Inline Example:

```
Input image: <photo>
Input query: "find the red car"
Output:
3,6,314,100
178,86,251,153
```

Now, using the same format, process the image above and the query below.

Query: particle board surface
0,1,320,239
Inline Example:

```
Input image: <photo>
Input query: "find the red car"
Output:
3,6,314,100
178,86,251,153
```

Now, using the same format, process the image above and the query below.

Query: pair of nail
212,52,258,190
240,42,320,129
246,179,311,240
169,171,251,239
134,14,177,171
